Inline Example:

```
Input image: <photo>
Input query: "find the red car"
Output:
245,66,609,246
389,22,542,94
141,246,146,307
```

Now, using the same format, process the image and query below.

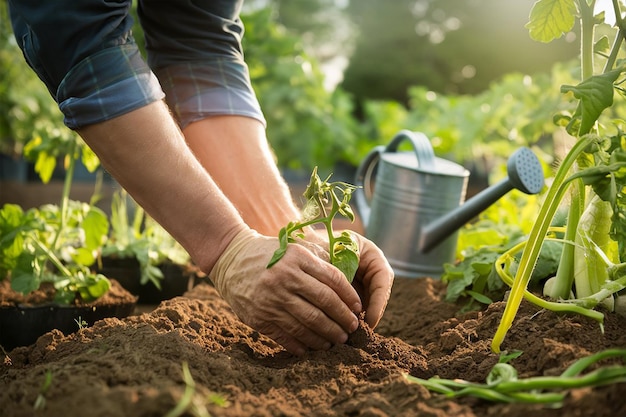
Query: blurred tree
242,7,362,171
244,0,355,89
341,0,580,103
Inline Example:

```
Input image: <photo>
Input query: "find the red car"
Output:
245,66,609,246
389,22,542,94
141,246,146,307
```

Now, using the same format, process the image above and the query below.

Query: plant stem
52,140,77,251
580,0,595,80
492,136,596,353
31,238,72,277
547,179,584,300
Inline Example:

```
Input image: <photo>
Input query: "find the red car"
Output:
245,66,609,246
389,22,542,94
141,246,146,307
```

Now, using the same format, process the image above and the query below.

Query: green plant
267,167,360,282
33,369,53,411
0,131,109,303
490,0,626,353
0,201,110,304
101,189,190,289
406,348,626,406
165,362,228,417
242,7,362,171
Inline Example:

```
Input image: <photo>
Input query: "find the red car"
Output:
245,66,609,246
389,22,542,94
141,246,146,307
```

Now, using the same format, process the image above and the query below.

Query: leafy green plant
267,167,360,282
406,348,626,406
0,126,109,303
101,189,190,289
490,0,626,352
0,201,110,304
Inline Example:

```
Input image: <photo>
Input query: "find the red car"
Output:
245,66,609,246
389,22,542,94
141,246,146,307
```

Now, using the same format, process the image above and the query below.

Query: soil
0,279,137,306
1,276,626,417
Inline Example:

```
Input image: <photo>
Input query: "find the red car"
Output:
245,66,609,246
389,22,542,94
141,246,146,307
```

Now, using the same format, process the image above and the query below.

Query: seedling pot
0,300,136,350
97,257,202,304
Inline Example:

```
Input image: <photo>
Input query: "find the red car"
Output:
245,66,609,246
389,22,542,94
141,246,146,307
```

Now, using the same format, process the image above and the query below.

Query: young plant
267,167,360,282
165,362,228,417
0,132,110,304
491,0,626,352
101,189,190,289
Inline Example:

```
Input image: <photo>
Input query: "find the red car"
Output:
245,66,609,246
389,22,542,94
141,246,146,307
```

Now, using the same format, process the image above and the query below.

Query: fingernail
352,302,362,313
350,316,359,333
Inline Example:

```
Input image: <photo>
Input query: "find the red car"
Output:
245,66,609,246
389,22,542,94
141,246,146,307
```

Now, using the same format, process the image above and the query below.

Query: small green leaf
526,0,577,43
34,151,56,184
82,207,109,250
81,145,100,172
11,269,40,295
466,290,493,305
78,274,111,302
594,36,610,54
332,248,359,283
498,350,524,364
561,69,623,135
71,247,96,267
331,232,359,282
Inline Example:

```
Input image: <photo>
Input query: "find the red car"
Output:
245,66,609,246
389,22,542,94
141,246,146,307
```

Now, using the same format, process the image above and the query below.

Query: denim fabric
8,0,264,130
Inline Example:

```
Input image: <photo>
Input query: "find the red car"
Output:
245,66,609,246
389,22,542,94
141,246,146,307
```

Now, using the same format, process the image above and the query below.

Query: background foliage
0,0,612,177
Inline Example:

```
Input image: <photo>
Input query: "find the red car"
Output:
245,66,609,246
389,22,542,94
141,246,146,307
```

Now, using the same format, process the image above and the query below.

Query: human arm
183,116,394,329
78,101,362,355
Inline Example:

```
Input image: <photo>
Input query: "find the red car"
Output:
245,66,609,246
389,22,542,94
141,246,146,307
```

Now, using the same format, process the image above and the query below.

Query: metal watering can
354,130,545,278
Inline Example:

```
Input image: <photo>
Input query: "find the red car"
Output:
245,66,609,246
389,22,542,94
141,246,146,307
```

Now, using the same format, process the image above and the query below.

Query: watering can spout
418,147,544,253
354,130,545,278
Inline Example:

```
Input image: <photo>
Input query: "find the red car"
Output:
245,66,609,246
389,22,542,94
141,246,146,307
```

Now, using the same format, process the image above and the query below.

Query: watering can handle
354,130,436,227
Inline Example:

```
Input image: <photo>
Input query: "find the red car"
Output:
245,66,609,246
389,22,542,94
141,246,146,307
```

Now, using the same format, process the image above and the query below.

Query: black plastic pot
0,301,136,350
97,257,203,304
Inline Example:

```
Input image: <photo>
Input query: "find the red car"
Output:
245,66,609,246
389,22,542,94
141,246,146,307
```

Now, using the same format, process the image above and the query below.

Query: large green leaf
526,0,577,43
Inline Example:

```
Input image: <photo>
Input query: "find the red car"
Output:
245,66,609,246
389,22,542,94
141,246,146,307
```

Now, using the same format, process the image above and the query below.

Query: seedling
165,362,228,417
101,189,190,289
267,167,360,282
74,316,88,330
33,369,53,411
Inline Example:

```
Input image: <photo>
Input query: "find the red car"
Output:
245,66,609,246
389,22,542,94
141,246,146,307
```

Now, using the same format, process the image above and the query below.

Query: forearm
78,101,247,272
182,116,302,236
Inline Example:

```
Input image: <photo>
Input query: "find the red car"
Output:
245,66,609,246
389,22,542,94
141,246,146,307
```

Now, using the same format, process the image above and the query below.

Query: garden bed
1,276,625,416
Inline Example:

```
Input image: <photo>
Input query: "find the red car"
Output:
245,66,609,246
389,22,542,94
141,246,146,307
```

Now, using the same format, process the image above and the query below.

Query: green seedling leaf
498,350,524,364
526,0,576,43
561,69,622,135
332,232,359,282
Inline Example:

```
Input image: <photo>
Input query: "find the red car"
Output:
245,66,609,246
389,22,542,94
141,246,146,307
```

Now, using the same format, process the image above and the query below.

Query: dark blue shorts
8,0,265,130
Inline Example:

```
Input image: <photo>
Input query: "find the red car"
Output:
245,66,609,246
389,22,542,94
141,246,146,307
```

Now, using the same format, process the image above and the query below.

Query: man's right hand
209,228,362,356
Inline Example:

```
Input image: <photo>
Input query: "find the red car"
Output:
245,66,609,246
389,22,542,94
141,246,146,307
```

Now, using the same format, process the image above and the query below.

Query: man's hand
348,233,394,328
303,229,394,329
209,228,362,356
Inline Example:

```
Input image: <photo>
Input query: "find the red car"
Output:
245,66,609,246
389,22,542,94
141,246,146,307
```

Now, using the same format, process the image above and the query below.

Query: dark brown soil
0,278,137,306
2,277,626,417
